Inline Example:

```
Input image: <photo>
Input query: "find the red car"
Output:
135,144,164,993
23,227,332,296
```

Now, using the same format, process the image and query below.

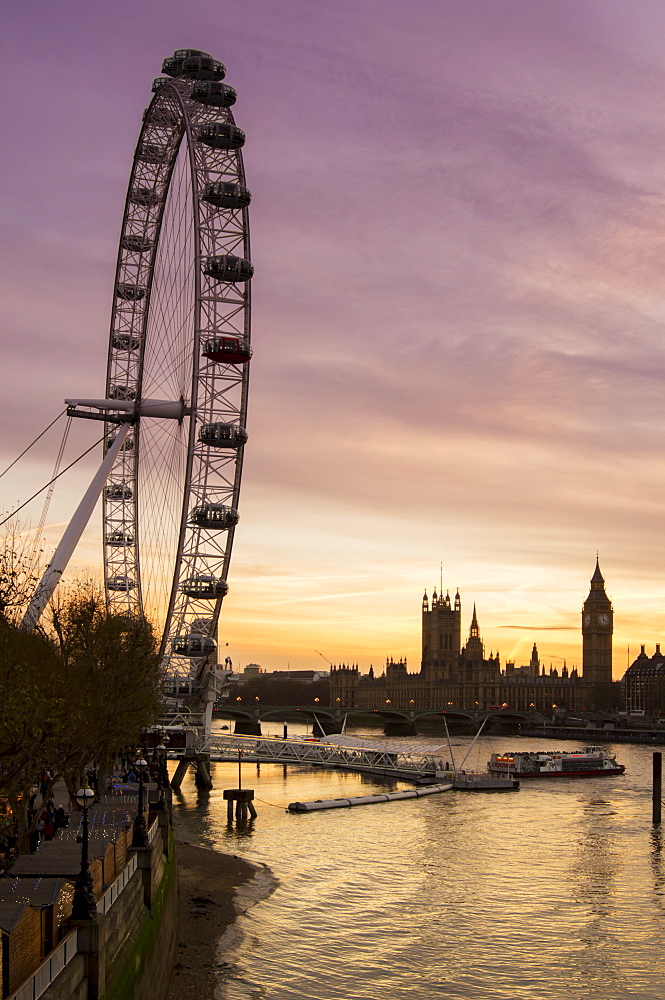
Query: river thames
171,728,665,999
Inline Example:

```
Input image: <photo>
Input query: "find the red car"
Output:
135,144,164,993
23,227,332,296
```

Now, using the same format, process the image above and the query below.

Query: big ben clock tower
582,558,613,685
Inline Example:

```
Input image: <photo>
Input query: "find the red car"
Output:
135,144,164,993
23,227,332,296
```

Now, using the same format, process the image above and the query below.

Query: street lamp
132,757,149,848
161,734,170,789
155,744,167,809
72,784,96,920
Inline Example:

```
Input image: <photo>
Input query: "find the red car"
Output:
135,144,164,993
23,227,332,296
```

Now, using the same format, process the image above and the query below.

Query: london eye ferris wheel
94,49,252,679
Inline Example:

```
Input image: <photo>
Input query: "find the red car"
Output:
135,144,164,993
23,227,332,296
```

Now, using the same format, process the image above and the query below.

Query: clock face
583,614,592,626
598,613,610,626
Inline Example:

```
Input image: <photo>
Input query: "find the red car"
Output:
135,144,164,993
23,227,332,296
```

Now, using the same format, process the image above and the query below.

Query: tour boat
488,746,625,778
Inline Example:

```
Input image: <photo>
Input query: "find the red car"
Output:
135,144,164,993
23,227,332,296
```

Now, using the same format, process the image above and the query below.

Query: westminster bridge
210,704,537,736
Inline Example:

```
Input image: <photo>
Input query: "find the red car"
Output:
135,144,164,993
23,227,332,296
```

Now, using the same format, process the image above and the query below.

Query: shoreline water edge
167,816,277,1000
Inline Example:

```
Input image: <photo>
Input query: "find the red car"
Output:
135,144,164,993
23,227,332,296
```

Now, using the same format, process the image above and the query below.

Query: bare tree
0,520,43,624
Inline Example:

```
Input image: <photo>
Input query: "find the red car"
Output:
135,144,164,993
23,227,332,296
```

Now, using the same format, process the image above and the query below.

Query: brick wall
7,906,42,994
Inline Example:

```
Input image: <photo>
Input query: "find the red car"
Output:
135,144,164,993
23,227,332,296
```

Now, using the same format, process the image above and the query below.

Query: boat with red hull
488,746,625,778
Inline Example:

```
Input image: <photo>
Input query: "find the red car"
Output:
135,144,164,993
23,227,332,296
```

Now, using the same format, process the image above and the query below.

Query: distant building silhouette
623,645,665,715
331,561,621,713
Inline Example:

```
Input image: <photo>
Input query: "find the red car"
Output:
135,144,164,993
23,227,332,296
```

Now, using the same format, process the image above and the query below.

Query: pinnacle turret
591,556,605,588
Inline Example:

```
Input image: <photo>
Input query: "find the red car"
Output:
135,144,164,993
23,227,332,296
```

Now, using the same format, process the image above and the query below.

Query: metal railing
203,733,448,777
8,931,78,1000
99,851,138,914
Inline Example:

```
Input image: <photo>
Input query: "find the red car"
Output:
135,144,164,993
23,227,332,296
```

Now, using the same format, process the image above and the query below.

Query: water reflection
649,827,665,904
171,734,665,1000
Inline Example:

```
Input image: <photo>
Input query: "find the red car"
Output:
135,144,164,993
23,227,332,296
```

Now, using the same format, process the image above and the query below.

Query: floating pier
287,783,454,812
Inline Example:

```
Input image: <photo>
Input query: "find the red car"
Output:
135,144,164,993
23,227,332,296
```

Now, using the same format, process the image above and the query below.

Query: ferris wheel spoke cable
145,269,194,391
149,280,195,383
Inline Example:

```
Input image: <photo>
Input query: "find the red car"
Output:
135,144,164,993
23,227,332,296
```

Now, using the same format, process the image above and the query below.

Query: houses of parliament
330,559,622,713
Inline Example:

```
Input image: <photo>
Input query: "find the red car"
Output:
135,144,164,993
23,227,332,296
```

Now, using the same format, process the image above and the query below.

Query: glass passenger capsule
116,283,146,300
198,423,248,448
151,77,170,92
179,576,229,599
121,234,154,253
191,81,237,108
130,186,163,207
162,49,211,76
112,333,141,351
201,181,251,210
105,484,133,500
173,47,210,59
109,385,136,401
203,255,254,283
106,530,134,547
189,504,239,529
171,635,217,657
197,123,246,150
107,575,137,591
181,55,226,80
202,336,252,364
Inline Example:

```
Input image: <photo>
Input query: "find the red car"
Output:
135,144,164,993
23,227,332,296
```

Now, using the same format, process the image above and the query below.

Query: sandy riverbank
166,840,269,1000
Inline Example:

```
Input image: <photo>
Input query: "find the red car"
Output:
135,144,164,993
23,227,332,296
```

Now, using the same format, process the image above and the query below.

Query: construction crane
314,650,332,665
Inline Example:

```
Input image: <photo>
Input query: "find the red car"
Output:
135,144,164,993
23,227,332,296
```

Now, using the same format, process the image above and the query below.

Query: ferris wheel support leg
203,698,215,740
20,424,132,632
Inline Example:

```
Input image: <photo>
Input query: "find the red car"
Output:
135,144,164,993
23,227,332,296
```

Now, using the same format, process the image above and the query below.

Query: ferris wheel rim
102,59,252,671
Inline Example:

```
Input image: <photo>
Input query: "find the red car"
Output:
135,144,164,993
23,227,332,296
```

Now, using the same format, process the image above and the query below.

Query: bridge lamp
447,701,453,707
314,697,319,704
529,703,535,708
385,699,391,705
255,696,260,702
236,696,242,702
335,698,340,704
552,704,557,709
409,699,414,706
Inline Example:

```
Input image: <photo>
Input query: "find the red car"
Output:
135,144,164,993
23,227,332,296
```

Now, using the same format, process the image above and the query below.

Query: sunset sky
3,1,665,677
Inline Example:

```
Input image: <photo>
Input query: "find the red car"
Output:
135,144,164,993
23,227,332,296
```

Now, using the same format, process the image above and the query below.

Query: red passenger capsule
202,336,252,364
